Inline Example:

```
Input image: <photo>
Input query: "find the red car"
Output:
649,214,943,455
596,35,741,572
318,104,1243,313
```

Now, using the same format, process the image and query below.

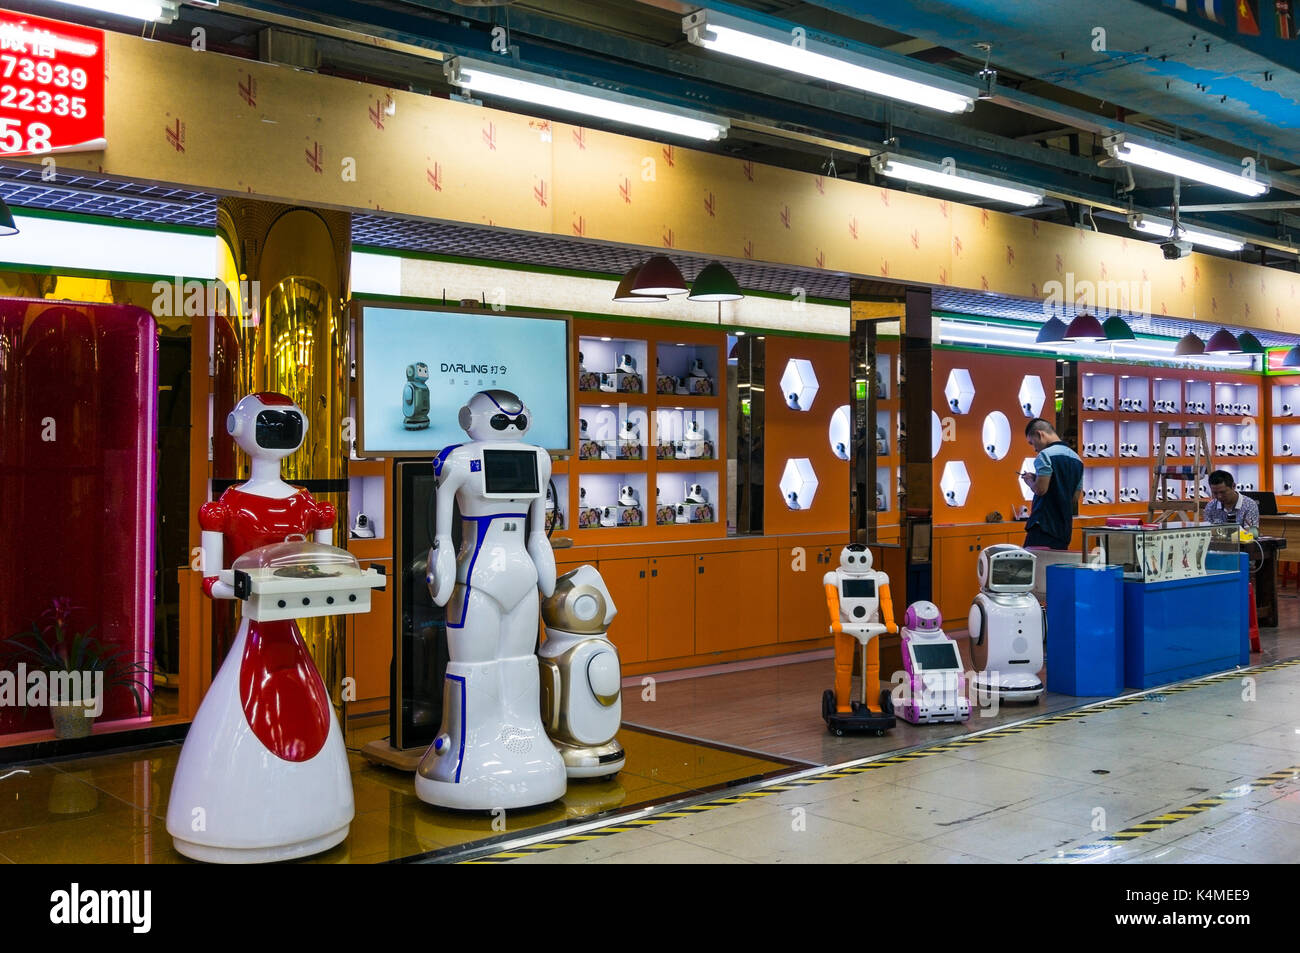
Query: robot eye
515,414,528,431
490,414,511,431
254,410,303,449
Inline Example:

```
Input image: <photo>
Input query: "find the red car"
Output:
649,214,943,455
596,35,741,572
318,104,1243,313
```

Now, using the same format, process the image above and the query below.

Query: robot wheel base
821,689,896,736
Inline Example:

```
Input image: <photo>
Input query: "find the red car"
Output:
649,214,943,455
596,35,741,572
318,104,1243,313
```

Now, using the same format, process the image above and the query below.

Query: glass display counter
1082,522,1237,583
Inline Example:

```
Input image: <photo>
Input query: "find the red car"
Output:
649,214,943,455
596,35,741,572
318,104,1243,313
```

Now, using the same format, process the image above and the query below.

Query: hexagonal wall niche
781,359,819,412
931,410,942,459
944,368,974,415
939,461,971,508
1019,375,1047,419
982,411,1011,461
1019,457,1037,502
780,457,819,510
829,405,851,461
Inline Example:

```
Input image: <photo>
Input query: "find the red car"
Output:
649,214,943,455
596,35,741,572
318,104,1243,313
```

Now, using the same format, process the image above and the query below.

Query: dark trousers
1025,526,1071,550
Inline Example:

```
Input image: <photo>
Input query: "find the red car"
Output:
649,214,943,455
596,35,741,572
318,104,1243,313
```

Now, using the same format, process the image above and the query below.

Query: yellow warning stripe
1046,761,1300,863
462,656,1300,863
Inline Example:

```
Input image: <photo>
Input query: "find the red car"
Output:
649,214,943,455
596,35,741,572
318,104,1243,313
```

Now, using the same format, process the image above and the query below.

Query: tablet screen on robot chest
843,579,875,598
912,642,960,671
482,449,539,496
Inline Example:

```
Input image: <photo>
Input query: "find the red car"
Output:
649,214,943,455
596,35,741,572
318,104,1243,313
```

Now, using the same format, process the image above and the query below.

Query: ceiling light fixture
871,154,1044,207
1104,134,1268,197
49,0,178,22
1102,316,1134,340
1035,316,1067,344
1283,346,1300,368
683,9,978,114
0,198,18,238
1064,313,1105,342
444,57,729,142
1236,331,1265,354
1205,327,1242,354
612,265,665,303
1174,332,1206,357
688,261,744,302
631,255,689,296
1128,213,1246,253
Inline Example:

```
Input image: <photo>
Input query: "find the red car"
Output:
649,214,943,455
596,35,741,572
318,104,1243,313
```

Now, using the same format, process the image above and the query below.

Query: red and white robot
821,544,898,736
419,390,567,810
167,392,375,863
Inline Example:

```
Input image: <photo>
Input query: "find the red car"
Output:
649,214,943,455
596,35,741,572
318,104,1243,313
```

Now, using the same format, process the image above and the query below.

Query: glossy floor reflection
0,725,793,863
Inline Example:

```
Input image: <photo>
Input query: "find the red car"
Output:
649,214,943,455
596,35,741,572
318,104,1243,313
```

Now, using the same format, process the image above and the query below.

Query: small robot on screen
167,392,381,863
895,601,971,725
968,544,1044,704
820,545,897,736
421,389,567,810
402,362,431,431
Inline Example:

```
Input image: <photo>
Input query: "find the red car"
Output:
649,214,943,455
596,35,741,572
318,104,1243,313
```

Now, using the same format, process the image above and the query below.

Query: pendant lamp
687,261,743,302
1283,346,1300,368
1174,332,1205,357
0,198,17,237
1036,316,1067,344
1063,312,1104,342
1236,331,1265,354
613,265,666,303
631,255,689,296
1204,327,1242,354
1102,316,1134,340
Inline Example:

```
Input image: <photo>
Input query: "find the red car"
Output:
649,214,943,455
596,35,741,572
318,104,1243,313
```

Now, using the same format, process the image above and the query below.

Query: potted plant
3,598,153,739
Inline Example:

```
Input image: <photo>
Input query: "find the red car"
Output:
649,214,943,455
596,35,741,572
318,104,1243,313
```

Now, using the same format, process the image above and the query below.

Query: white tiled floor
503,662,1300,864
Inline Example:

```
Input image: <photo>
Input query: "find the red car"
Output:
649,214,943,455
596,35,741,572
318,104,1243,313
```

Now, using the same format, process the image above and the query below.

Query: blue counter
1046,564,1124,697
1122,553,1249,689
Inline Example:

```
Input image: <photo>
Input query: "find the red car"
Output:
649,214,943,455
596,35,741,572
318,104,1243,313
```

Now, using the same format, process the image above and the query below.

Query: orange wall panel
764,336,851,536
598,557,649,664
646,555,696,661
694,550,778,653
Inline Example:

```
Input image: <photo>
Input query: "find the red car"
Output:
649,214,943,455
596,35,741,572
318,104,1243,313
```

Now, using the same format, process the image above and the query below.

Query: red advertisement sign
0,9,105,157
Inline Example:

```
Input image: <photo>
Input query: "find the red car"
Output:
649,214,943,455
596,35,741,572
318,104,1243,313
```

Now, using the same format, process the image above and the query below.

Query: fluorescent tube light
871,154,1044,207
48,0,178,22
683,9,977,114
1128,214,1246,252
445,57,728,142
1104,134,1268,197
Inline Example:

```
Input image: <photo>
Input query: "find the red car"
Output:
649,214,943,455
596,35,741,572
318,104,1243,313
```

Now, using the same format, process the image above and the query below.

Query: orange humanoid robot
821,544,898,736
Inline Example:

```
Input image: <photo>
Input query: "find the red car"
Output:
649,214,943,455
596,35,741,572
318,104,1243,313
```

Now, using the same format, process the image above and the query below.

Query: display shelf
1273,423,1300,459
1274,464,1300,499
1213,421,1258,461
981,410,1011,460
1081,419,1116,461
578,335,648,395
1117,466,1148,505
875,408,893,457
1151,376,1182,415
1184,379,1213,417
654,472,720,526
1118,419,1150,460
1081,372,1115,412
943,368,975,415
654,406,719,462
1213,381,1258,418
875,351,893,400
547,474,570,533
1272,381,1300,419
655,340,719,398
1117,375,1149,414
577,403,649,461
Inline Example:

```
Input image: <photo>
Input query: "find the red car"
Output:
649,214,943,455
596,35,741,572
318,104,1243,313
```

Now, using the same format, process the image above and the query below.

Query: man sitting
1205,469,1260,531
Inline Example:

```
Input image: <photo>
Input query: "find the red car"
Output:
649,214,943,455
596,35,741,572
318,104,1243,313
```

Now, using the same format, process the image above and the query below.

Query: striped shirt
1204,493,1259,530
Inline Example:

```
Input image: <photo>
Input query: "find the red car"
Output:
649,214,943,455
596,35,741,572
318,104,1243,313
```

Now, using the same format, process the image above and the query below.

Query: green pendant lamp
1236,331,1265,354
1102,316,1134,340
687,261,743,302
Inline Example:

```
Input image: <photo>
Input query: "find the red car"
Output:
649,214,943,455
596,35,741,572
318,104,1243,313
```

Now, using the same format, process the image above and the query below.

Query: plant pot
49,699,98,740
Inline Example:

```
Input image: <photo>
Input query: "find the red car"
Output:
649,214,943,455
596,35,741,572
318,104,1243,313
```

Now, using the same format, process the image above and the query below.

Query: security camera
1161,239,1193,260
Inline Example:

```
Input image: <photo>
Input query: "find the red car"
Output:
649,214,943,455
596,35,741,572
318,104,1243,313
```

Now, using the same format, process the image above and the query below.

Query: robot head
904,601,942,631
542,564,617,633
458,389,531,441
977,543,1036,593
839,544,874,574
227,392,306,462
406,362,429,382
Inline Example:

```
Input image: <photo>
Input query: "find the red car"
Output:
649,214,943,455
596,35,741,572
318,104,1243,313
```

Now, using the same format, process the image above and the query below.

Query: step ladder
1149,422,1213,524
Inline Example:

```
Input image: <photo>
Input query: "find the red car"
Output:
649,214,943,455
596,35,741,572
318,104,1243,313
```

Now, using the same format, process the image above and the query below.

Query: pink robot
895,601,971,725
167,393,382,863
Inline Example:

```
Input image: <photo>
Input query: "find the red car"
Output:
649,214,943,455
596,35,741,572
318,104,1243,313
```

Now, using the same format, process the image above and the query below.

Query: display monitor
483,449,540,495
911,642,961,671
843,578,876,598
989,555,1034,590
356,301,572,455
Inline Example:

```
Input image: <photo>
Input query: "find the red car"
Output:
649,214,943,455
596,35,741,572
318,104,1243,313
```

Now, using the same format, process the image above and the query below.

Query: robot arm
312,499,337,547
427,455,464,607
879,578,898,634
200,529,235,600
824,582,843,635
528,452,557,598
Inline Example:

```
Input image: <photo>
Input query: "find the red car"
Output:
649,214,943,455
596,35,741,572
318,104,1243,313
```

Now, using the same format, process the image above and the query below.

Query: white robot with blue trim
968,544,1045,703
419,390,567,810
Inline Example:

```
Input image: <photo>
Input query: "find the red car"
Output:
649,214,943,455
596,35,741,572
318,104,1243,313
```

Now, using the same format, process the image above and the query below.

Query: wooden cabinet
348,558,392,709
694,549,777,653
599,557,649,664
935,532,1013,622
778,544,834,643
647,555,695,660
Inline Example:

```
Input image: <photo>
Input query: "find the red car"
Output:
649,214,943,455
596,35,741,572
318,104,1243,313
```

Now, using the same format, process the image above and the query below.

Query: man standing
1205,470,1260,530
1021,418,1084,550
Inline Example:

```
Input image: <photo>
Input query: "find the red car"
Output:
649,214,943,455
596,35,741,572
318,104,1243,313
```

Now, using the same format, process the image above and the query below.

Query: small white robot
677,419,709,460
420,389,567,810
968,544,1044,703
821,545,897,736
895,601,970,725
538,565,625,779
402,362,431,431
